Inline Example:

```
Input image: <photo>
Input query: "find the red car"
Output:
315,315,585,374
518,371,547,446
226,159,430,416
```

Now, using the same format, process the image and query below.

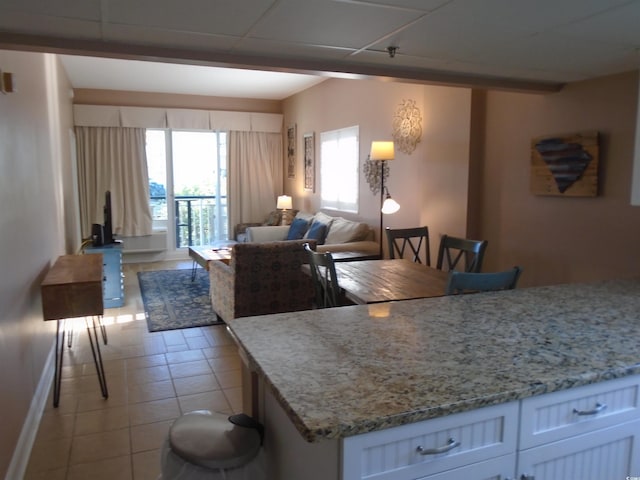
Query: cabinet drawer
520,376,640,450
415,453,514,480
342,402,518,480
518,419,640,480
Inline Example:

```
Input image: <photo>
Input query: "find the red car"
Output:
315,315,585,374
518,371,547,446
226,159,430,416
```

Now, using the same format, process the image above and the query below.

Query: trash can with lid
160,410,265,480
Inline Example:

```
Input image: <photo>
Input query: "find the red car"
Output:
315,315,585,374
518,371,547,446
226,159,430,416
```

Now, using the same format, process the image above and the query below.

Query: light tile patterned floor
24,260,241,480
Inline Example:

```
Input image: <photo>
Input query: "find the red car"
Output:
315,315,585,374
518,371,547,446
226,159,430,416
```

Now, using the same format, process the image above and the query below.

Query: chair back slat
445,266,522,295
436,234,488,272
386,226,430,265
304,243,341,308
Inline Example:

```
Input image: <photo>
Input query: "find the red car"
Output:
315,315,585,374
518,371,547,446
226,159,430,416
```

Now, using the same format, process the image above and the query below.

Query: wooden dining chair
436,234,488,273
385,226,431,265
445,266,522,295
304,243,342,308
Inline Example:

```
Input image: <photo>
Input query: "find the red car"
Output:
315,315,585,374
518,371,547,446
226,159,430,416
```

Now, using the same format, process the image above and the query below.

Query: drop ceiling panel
437,0,634,31
0,11,101,39
359,0,449,10
248,0,423,48
233,37,357,61
0,0,101,21
106,0,274,36
383,11,531,62
103,24,240,53
555,1,640,45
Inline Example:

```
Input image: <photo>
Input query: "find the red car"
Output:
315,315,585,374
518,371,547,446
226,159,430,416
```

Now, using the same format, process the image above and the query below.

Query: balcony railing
150,195,228,248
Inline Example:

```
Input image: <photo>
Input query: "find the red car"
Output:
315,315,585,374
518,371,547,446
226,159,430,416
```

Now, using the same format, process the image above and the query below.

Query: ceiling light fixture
387,46,398,58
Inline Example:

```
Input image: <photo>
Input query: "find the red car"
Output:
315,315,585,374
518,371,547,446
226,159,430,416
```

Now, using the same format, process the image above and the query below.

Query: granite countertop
228,279,640,442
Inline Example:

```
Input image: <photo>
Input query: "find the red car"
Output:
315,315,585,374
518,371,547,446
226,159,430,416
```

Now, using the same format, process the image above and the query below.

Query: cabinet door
415,454,515,480
517,419,640,480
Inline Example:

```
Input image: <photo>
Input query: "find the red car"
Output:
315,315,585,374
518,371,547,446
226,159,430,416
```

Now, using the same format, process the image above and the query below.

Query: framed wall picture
530,131,599,197
287,124,296,179
304,132,315,192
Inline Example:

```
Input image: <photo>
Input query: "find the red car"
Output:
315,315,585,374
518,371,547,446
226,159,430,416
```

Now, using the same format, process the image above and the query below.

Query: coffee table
188,244,234,281
330,250,380,262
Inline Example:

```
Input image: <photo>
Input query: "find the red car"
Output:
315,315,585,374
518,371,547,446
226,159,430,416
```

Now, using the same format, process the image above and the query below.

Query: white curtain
75,127,153,239
228,131,283,231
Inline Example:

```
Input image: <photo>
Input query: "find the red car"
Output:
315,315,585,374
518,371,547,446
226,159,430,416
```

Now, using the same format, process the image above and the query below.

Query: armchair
209,240,316,322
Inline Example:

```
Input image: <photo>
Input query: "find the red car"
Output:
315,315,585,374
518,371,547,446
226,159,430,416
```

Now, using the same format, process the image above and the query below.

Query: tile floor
24,260,241,480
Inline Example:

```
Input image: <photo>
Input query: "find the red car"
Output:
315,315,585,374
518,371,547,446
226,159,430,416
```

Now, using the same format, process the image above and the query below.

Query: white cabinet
341,376,640,480
261,376,640,480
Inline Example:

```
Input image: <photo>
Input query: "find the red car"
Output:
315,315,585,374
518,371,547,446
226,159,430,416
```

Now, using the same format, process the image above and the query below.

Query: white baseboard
4,342,55,480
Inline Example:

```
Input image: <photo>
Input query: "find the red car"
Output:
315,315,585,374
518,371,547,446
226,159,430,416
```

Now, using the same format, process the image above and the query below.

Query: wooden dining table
333,259,449,304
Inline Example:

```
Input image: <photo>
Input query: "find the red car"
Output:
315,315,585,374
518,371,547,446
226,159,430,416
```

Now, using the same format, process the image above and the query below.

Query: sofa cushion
286,217,311,240
313,211,335,227
325,217,370,244
294,211,315,223
304,221,328,244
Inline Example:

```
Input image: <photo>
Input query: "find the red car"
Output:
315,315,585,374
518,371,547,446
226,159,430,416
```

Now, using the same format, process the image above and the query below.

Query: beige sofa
244,211,379,255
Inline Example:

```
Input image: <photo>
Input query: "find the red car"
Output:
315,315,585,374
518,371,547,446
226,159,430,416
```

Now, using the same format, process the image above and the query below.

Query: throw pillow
286,218,311,240
304,221,328,245
325,217,369,244
264,210,281,226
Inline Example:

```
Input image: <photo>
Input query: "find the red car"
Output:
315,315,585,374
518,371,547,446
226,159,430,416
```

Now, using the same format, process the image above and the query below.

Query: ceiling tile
0,0,101,21
106,0,274,36
554,1,640,46
248,0,424,48
0,11,101,39
103,24,240,52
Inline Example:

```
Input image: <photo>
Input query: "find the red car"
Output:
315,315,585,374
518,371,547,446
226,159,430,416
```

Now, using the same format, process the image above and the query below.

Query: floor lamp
369,141,400,259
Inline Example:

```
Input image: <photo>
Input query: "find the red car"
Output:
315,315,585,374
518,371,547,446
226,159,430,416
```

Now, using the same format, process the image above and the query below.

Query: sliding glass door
146,129,228,251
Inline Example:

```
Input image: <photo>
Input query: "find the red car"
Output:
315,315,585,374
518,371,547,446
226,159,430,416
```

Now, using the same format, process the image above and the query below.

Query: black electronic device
91,223,104,246
103,190,115,244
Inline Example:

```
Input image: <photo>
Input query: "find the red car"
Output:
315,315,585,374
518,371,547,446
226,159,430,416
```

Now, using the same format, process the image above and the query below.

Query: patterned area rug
138,269,223,332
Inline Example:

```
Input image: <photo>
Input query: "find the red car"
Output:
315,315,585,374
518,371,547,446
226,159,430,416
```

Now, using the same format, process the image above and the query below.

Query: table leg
99,318,108,345
53,319,66,408
191,259,198,282
85,315,109,399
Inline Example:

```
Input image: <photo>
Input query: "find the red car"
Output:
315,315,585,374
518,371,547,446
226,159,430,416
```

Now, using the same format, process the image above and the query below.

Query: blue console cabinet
84,241,124,308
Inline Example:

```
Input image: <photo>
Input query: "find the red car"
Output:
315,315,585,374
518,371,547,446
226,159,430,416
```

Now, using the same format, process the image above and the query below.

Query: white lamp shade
381,197,400,214
276,195,292,210
369,141,395,161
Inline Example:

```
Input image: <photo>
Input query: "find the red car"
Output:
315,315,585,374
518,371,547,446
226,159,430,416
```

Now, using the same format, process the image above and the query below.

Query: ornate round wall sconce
392,99,422,154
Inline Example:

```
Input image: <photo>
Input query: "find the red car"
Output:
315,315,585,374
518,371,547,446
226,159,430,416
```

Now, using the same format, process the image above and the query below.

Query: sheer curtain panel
75,126,153,239
228,131,283,232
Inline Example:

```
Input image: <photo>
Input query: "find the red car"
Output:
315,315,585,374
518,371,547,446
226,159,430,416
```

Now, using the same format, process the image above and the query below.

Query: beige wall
284,72,640,283
0,50,74,477
282,78,472,260
477,71,640,287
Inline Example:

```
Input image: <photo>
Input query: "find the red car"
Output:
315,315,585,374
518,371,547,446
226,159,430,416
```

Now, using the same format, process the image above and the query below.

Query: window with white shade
320,125,359,213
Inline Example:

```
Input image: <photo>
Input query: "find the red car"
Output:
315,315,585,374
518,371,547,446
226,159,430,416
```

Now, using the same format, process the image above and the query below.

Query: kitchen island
228,279,640,479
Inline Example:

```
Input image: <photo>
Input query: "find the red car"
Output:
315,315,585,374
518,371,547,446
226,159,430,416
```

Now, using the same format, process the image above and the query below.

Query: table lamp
276,195,293,225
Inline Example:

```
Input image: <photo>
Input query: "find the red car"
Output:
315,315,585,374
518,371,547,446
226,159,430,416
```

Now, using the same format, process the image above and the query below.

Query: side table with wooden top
188,244,234,281
41,254,109,407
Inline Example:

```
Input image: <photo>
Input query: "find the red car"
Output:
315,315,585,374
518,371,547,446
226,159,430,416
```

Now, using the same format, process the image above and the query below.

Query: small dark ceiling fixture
387,46,398,58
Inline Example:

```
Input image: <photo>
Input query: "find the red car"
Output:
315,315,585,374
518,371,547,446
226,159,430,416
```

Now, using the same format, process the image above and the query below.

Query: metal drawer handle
573,402,607,416
416,438,460,455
